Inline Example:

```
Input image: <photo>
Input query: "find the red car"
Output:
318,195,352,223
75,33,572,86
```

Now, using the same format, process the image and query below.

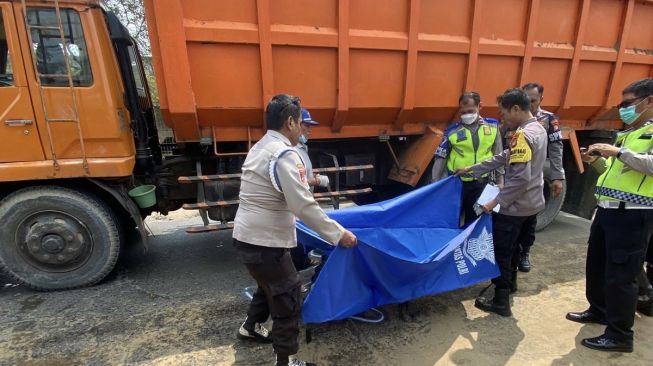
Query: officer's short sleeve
275,151,345,245
435,134,450,158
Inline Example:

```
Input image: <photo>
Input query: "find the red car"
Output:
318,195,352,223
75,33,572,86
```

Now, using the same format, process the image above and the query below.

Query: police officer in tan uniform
456,89,548,317
502,83,565,272
233,94,357,366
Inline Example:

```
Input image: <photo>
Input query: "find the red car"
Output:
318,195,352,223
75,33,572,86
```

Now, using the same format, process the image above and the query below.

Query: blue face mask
299,134,308,144
619,98,646,125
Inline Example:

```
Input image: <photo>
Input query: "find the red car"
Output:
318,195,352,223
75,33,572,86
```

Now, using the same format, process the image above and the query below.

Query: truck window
27,8,92,87
128,45,147,98
0,12,14,87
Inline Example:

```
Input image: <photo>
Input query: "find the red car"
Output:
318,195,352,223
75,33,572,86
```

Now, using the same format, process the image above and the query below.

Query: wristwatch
616,147,626,159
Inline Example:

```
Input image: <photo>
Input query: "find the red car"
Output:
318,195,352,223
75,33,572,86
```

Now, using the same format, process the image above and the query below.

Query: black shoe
581,335,633,353
475,288,512,317
518,254,531,272
510,270,518,294
237,321,273,343
565,310,607,325
637,298,653,316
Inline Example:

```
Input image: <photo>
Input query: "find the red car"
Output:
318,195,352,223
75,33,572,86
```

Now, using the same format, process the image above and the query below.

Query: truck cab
0,1,158,290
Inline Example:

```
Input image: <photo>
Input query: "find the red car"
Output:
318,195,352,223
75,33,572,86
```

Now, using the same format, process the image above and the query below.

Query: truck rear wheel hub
18,211,93,272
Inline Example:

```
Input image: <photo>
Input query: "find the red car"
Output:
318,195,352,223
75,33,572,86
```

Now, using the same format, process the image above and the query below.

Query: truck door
0,2,43,163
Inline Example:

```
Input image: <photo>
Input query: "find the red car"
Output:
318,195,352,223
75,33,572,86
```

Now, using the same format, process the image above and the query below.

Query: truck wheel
536,174,567,232
0,186,121,291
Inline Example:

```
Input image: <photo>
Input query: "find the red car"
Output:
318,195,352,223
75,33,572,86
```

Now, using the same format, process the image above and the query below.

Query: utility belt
597,200,653,210
461,176,489,185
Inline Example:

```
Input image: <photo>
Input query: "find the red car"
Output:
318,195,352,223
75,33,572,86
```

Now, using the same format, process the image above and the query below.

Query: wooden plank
313,188,373,199
313,164,374,173
183,200,240,210
178,173,242,184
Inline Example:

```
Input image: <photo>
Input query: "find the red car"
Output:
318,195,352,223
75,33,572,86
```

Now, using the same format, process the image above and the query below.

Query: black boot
637,287,653,317
518,253,531,272
510,270,518,294
475,288,512,317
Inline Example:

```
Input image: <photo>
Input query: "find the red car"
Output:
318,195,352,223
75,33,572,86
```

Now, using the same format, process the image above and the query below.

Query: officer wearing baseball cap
296,109,329,190
233,94,358,366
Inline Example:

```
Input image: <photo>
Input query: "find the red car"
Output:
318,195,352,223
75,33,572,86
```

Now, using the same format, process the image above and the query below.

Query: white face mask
461,112,478,125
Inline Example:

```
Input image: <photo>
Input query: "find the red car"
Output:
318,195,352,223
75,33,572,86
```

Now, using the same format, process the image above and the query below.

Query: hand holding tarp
339,230,358,248
453,167,472,177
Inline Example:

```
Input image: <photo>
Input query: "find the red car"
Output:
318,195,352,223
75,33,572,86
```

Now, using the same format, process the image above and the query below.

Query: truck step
186,222,234,234
313,188,373,199
177,165,374,184
178,173,242,184
182,200,239,210
312,164,374,173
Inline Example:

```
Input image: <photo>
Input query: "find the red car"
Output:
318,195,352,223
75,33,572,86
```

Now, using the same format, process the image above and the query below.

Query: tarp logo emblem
463,227,495,266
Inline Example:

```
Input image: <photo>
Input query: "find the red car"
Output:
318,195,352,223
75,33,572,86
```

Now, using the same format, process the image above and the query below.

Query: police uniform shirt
431,117,504,182
503,108,565,180
470,118,548,216
233,130,345,248
590,120,653,207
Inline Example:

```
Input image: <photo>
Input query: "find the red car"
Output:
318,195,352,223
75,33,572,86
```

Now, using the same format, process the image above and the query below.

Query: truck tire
0,186,121,291
536,163,567,232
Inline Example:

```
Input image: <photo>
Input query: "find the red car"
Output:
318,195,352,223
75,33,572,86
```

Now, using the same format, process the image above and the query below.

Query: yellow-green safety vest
446,122,498,182
596,122,653,206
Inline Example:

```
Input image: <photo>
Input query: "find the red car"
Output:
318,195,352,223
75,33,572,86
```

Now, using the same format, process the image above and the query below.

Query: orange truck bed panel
144,0,653,143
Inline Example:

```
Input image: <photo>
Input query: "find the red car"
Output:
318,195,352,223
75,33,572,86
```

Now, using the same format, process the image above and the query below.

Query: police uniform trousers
491,213,538,289
233,239,302,356
637,237,653,298
586,207,653,341
461,178,488,226
516,214,537,255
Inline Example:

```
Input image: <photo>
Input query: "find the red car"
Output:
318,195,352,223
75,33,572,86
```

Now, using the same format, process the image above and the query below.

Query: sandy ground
1,211,652,366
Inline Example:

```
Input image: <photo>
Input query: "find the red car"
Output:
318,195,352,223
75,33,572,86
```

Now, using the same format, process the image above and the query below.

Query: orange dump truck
0,0,651,290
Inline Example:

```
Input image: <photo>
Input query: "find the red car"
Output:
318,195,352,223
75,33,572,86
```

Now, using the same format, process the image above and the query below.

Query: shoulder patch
509,129,532,164
444,122,462,136
482,117,499,125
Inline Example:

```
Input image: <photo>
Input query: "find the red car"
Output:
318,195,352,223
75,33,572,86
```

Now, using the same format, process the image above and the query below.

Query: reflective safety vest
596,122,653,206
446,120,498,181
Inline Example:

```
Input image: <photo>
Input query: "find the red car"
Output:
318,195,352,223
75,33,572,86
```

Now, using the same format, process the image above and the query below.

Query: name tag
483,126,492,136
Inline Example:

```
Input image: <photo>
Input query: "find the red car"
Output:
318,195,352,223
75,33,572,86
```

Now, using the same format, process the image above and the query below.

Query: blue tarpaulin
297,177,500,324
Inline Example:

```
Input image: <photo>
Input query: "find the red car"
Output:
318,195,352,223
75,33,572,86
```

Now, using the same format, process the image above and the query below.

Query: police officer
504,83,565,272
432,92,503,226
566,78,653,353
455,88,547,317
233,94,358,366
296,109,329,190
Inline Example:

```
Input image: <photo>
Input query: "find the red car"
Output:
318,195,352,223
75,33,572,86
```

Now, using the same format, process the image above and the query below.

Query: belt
597,201,653,210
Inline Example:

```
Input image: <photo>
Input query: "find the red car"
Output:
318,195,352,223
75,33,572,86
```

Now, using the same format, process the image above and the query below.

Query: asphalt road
1,212,652,366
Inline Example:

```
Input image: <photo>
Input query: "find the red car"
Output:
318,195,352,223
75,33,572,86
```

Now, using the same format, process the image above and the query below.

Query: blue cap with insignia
301,108,319,126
